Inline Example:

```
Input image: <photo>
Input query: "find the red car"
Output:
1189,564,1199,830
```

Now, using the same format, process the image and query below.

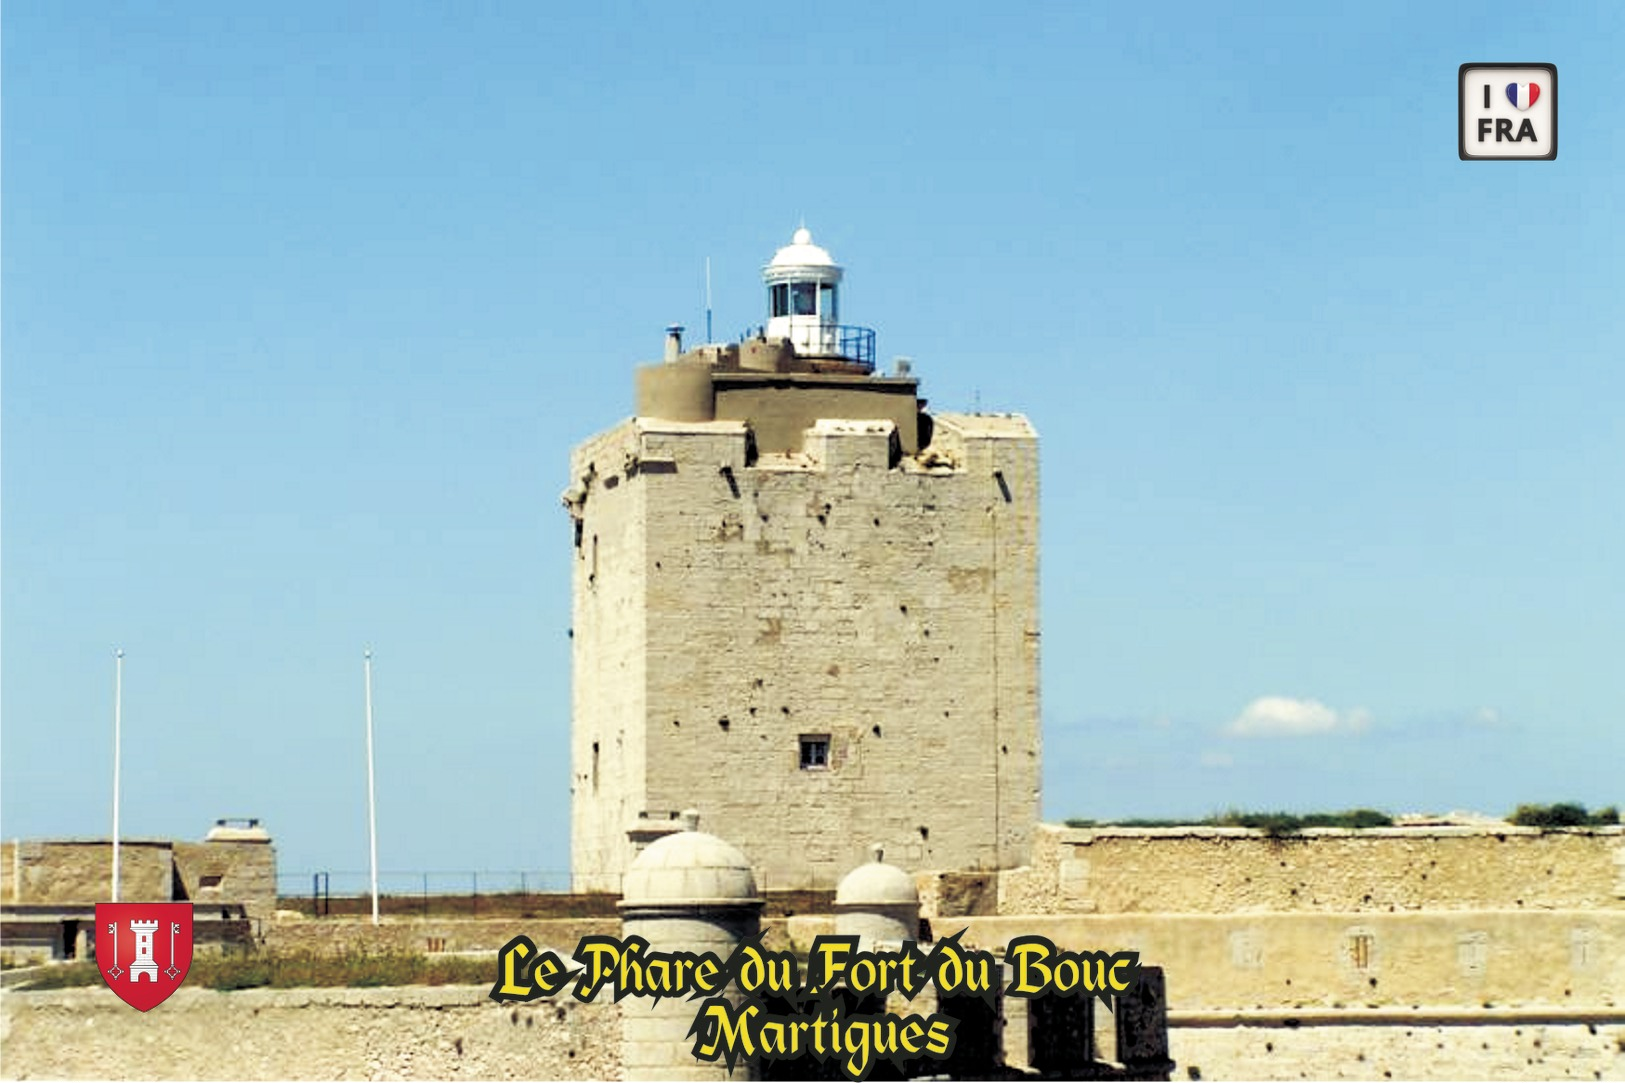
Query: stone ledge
0,983,504,1011
1052,823,1625,843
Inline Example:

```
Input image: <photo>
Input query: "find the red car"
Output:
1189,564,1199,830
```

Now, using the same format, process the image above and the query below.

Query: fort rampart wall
3,987,1620,1081
994,823,1625,916
904,824,1625,1015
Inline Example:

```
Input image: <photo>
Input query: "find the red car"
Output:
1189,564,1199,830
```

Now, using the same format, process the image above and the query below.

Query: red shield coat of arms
95,902,193,1011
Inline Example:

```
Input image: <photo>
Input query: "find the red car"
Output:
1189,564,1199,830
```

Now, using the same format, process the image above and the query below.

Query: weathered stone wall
711,374,923,453
0,986,619,1081
2,836,279,918
1,840,172,904
174,840,278,921
568,421,653,892
913,826,1625,1018
949,911,1625,1011
570,411,1039,892
1169,1019,1625,1081
998,824,1625,916
4,989,1620,1081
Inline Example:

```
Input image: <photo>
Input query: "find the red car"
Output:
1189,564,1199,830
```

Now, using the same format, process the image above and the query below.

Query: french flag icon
1506,82,1541,110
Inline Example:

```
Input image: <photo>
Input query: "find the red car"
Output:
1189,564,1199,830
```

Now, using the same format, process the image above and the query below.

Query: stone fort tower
565,228,1038,892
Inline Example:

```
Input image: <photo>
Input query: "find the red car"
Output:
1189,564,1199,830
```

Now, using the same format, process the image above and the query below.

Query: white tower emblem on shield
129,919,160,983
96,902,194,1010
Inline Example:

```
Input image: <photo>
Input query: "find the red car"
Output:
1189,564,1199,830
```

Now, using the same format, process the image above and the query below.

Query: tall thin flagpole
705,257,713,345
111,649,124,902
364,649,379,926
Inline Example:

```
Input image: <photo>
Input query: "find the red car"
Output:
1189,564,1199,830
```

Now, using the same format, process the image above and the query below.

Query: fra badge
1459,63,1558,160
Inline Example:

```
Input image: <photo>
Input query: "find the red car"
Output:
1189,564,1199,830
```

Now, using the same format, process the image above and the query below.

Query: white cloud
1225,696,1371,738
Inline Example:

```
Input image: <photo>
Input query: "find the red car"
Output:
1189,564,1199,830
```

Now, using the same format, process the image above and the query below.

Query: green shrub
1063,809,1394,833
1302,808,1393,829
14,961,101,990
1216,811,1303,837
1508,802,1618,828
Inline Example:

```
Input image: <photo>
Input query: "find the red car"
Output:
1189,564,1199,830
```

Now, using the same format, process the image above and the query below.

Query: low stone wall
996,823,1625,917
258,914,799,956
1170,1019,1625,1081
261,916,619,957
0,985,619,1081
5,988,1620,1081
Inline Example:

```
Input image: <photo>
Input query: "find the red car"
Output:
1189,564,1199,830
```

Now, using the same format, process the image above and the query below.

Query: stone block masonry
568,412,1039,892
998,824,1625,916
2,840,172,905
0,986,619,1081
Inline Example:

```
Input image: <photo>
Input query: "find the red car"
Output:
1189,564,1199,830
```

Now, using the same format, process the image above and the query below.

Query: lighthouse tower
763,226,851,361
566,227,1039,892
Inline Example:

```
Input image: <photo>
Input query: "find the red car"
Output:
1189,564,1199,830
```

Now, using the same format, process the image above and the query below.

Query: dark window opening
770,283,789,317
819,283,837,322
799,735,829,770
198,874,224,889
791,282,817,316
591,742,600,795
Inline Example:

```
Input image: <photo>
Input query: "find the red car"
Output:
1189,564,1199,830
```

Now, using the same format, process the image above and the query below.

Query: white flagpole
111,649,124,902
364,649,380,926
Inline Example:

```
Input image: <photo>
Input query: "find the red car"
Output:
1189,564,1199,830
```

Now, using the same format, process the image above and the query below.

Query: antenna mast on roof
705,257,713,345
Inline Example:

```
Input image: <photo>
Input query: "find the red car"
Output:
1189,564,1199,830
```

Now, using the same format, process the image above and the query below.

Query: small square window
799,735,830,770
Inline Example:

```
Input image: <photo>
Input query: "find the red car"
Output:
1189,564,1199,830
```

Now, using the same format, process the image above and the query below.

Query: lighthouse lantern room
762,227,872,366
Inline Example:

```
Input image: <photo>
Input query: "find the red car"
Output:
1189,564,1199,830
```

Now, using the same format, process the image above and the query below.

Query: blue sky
4,2,1620,891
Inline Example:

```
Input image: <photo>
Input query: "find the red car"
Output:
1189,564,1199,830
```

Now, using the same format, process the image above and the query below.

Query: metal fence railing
276,871,575,918
735,324,877,368
275,867,840,919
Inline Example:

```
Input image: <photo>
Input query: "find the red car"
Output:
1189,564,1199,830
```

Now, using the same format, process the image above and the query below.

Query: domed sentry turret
621,808,761,909
619,810,763,1081
834,844,920,953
